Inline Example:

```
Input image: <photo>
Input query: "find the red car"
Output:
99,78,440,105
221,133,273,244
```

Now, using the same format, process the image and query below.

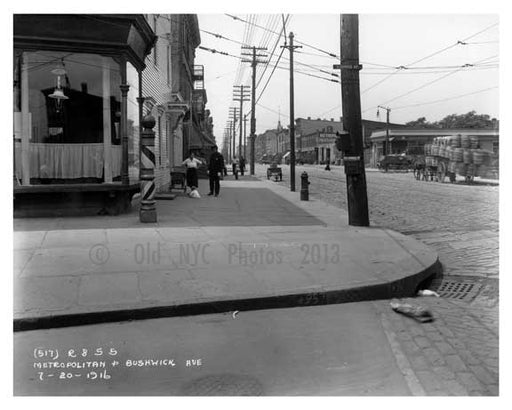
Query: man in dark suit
207,146,225,197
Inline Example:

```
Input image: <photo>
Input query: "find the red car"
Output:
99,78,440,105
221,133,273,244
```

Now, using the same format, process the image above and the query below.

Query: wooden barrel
470,135,479,149
453,148,464,162
463,149,473,164
445,146,452,160
477,164,487,178
473,149,486,165
450,135,461,148
460,135,470,148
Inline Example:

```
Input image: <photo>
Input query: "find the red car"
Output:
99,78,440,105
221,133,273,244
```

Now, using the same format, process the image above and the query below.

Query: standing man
239,156,246,176
207,146,225,197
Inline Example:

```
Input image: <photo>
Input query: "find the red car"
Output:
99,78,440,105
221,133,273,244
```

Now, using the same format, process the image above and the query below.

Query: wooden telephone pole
281,32,301,191
377,105,391,155
242,46,267,175
233,85,251,160
228,106,238,161
335,14,369,226
243,114,248,158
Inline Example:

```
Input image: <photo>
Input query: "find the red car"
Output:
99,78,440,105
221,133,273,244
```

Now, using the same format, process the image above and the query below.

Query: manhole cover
180,373,264,396
432,280,482,301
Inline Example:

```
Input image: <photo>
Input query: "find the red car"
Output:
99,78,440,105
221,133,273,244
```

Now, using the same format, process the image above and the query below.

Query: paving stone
482,357,499,369
435,341,456,355
425,331,444,342
456,371,485,392
468,389,488,396
409,354,430,371
423,347,446,366
396,330,413,342
409,326,425,337
445,355,469,373
414,336,432,349
415,370,445,394
468,365,498,385
457,349,482,366
432,365,456,381
486,384,499,396
446,337,467,350
402,340,422,356
441,379,469,396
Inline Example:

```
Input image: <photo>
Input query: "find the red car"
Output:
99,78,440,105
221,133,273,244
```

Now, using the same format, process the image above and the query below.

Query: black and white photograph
7,0,508,402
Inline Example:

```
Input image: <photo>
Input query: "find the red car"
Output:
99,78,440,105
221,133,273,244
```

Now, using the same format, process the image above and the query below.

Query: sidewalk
13,175,440,331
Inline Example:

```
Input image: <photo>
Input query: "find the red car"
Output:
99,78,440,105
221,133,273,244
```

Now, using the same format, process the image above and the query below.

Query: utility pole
281,32,301,191
243,114,248,158
226,123,232,163
334,14,369,226
233,85,251,160
377,106,391,155
242,46,267,175
228,106,238,160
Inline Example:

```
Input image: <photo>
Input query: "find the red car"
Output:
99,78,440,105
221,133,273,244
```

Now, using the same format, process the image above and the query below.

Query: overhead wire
391,86,498,111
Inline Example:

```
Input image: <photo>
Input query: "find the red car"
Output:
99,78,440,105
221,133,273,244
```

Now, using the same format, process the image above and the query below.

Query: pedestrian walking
240,156,246,176
207,146,225,197
182,152,202,194
232,156,239,180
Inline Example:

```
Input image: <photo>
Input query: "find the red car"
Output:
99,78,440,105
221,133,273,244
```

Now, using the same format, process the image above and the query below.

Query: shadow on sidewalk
14,181,324,232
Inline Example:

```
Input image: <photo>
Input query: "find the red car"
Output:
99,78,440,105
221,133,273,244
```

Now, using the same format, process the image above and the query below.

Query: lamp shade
49,88,69,101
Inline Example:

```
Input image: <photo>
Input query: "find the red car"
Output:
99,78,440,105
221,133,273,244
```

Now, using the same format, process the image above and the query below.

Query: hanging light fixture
49,66,69,111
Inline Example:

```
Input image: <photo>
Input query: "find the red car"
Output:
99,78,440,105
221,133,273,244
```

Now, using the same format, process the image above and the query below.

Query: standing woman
182,152,202,194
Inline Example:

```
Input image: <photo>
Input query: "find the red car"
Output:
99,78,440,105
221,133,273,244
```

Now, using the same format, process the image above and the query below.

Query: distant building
256,116,405,164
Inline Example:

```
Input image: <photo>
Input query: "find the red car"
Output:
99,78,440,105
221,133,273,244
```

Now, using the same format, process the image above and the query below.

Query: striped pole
139,114,157,223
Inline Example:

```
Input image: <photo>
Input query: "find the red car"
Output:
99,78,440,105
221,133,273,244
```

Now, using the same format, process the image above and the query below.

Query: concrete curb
13,258,441,332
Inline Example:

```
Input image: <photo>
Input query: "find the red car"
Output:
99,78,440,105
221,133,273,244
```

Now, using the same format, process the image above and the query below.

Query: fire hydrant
300,171,310,201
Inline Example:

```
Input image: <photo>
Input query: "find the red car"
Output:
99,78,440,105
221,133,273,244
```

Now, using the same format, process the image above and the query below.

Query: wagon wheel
437,162,447,183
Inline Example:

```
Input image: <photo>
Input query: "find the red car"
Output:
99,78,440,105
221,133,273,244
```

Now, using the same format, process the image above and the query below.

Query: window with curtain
14,50,122,183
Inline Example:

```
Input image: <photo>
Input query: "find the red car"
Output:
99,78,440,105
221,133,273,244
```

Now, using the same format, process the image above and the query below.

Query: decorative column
102,58,113,183
139,115,157,223
21,52,30,185
120,83,130,185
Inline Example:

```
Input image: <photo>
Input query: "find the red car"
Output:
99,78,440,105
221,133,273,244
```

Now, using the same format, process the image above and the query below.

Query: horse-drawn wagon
413,135,498,183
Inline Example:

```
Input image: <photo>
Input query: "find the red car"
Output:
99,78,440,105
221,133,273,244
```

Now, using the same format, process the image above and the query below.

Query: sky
195,13,499,148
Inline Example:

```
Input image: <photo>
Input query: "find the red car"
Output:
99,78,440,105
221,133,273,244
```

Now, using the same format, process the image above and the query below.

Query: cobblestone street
256,164,499,301
255,164,499,395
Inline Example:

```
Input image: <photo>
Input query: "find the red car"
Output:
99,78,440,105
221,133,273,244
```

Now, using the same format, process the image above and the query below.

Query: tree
405,112,498,129
404,117,435,128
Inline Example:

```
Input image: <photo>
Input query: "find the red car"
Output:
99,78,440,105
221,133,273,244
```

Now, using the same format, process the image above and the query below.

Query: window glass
24,51,121,144
15,50,121,183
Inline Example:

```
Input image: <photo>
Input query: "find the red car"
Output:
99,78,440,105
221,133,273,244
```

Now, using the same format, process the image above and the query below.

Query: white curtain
14,143,122,180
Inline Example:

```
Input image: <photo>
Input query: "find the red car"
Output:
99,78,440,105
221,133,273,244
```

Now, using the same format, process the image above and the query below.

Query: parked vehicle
377,154,413,172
